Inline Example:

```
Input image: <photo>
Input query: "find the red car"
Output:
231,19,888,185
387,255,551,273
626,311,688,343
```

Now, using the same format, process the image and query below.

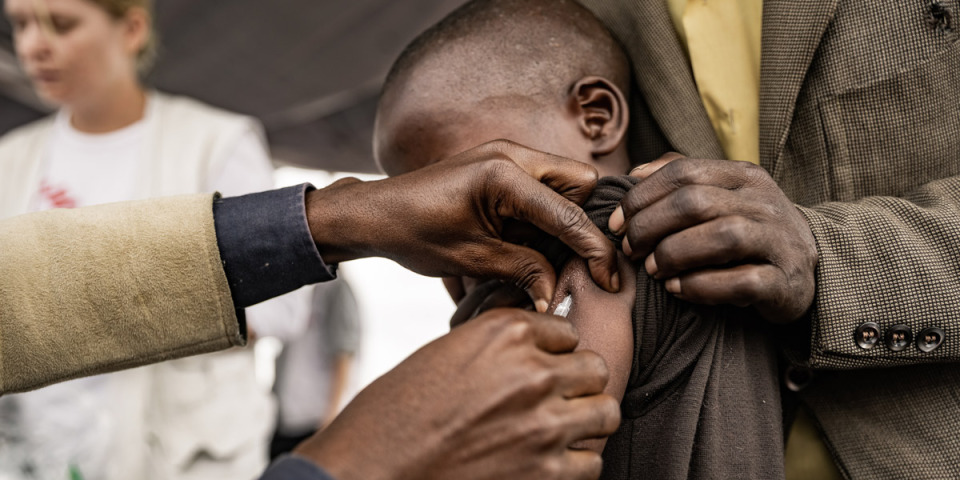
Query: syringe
553,294,573,318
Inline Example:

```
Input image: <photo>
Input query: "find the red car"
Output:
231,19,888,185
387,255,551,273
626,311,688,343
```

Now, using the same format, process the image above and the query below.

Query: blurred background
0,0,470,406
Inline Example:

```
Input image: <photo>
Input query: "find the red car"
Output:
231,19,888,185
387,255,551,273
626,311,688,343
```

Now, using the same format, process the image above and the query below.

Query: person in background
0,0,298,478
270,280,362,460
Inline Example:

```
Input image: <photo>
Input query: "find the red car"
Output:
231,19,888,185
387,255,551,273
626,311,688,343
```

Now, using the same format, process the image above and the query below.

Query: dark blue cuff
260,455,337,480
213,183,336,308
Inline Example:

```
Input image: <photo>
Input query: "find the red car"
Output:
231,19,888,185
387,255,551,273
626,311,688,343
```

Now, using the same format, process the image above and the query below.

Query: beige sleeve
0,193,242,394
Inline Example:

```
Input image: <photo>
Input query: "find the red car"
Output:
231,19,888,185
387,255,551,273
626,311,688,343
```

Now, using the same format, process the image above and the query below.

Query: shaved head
375,0,631,175
382,0,629,103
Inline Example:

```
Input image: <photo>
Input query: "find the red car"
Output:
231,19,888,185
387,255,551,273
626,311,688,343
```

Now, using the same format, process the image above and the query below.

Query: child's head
374,0,632,177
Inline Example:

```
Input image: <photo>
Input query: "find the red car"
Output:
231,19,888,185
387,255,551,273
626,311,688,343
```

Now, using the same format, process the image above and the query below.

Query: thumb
497,174,618,294
629,152,686,180
493,140,600,205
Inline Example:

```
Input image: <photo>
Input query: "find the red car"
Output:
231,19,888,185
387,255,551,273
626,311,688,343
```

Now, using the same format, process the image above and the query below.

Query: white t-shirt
5,96,280,480
34,103,274,212
35,110,146,211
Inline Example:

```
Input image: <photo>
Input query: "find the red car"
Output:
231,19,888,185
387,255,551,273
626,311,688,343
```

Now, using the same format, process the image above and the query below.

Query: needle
553,294,573,318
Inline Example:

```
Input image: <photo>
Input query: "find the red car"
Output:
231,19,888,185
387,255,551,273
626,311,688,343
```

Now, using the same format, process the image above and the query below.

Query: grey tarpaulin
0,0,467,173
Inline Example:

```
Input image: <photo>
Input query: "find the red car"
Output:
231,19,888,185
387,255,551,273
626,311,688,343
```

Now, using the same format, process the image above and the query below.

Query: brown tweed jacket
578,0,960,478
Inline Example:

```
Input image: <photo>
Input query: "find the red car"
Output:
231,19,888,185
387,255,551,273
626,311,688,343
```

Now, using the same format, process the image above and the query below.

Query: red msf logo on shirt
39,179,77,209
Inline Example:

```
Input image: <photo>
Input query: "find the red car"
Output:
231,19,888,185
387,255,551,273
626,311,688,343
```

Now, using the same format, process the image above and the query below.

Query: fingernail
611,272,620,292
622,236,633,256
665,277,681,295
629,164,649,177
645,253,658,277
608,207,624,234
535,298,549,313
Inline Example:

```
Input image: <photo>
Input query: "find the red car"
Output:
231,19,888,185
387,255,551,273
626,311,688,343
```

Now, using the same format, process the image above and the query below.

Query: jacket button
885,325,913,352
784,365,814,392
855,322,881,349
916,327,945,353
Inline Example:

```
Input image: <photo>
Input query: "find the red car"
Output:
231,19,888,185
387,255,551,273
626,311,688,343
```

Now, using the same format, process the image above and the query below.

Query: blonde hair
86,0,158,72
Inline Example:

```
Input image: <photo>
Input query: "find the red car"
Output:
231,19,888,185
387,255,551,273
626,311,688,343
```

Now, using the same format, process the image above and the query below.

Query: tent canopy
0,0,466,173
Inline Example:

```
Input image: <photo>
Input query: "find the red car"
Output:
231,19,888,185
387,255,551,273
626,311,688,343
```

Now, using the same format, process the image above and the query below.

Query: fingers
627,151,686,180
560,449,604,480
496,140,600,206
552,350,609,399
498,173,619,296
668,264,812,323
644,215,774,279
667,264,782,308
481,309,581,353
620,185,759,260
558,394,622,444
471,240,557,312
526,312,581,353
484,141,620,294
611,157,762,235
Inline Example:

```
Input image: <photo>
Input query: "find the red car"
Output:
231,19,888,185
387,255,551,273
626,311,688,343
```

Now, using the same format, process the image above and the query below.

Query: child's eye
50,15,77,34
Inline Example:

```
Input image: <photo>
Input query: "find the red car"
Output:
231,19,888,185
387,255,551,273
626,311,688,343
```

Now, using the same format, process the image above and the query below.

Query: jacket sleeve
796,174,960,369
0,193,243,394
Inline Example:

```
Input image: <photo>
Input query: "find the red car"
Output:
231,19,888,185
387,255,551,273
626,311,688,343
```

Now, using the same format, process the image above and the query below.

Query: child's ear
570,76,629,157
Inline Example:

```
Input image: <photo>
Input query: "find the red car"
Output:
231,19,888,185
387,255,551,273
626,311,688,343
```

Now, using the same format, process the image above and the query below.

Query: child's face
375,97,615,304
375,94,622,178
375,84,631,313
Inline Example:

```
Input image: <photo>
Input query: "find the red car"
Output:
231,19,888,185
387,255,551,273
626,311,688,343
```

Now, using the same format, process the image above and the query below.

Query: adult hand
607,153,818,323
306,140,620,312
294,308,620,480
448,279,531,328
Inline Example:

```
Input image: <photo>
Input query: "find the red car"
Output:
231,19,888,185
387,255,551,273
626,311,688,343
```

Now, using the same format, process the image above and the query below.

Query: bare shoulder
552,253,635,453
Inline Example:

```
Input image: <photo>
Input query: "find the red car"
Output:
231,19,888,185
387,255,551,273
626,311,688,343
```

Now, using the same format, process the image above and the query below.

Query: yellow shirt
666,1,843,478
667,0,761,164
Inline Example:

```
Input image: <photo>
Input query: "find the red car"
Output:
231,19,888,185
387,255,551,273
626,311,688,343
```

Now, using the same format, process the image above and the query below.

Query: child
374,0,785,478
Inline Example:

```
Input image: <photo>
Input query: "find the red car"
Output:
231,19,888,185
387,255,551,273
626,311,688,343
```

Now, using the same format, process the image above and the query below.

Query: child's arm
447,252,636,454
548,253,635,453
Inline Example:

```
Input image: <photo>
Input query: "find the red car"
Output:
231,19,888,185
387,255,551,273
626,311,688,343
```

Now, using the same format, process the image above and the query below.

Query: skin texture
306,139,621,311
551,256,634,452
448,255,636,454
375,66,632,304
376,73,631,179
295,308,621,480
374,44,637,456
608,153,819,323
5,0,149,132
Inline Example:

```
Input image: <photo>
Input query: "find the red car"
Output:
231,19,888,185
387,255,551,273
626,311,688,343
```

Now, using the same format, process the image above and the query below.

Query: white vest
0,91,261,219
0,92,274,480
